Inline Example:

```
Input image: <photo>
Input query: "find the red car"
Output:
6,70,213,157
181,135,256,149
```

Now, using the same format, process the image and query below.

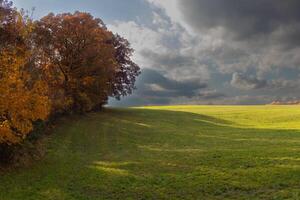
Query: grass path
1,106,300,199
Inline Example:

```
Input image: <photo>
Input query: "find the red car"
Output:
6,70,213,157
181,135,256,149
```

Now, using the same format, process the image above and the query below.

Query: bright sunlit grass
141,105,300,129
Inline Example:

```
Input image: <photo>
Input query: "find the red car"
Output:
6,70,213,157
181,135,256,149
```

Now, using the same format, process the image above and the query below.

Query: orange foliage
0,49,50,144
0,1,50,145
34,12,118,112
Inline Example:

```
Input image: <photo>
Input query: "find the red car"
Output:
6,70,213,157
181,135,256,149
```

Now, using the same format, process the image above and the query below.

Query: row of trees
0,0,140,145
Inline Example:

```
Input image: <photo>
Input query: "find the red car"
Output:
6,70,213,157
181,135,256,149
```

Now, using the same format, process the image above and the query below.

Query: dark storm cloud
229,73,300,96
109,68,211,106
199,91,226,100
136,68,207,98
140,47,211,82
231,73,267,90
140,49,194,69
179,0,300,42
175,0,300,101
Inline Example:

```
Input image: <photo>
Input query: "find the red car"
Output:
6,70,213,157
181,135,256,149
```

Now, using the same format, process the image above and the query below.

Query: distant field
1,105,300,200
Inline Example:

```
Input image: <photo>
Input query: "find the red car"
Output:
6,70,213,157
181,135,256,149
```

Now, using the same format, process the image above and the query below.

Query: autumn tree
34,12,118,113
0,1,50,145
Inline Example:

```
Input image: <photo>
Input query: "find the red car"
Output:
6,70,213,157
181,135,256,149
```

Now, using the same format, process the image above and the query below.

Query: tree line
0,0,140,146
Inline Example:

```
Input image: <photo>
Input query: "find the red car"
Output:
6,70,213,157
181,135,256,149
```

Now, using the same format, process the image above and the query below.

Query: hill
1,106,300,199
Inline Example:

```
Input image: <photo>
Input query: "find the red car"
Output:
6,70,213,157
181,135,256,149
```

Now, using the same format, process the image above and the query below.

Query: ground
1,105,300,200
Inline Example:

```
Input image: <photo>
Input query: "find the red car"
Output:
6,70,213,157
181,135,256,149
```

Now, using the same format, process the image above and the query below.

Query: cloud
108,12,211,82
110,1,300,106
136,68,207,98
107,21,163,67
199,90,226,100
146,0,300,73
139,49,211,81
270,79,300,90
230,72,300,91
109,68,211,106
176,0,300,43
230,73,267,90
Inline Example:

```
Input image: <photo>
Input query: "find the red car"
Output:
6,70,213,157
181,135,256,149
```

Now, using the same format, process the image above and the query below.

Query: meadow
1,105,300,200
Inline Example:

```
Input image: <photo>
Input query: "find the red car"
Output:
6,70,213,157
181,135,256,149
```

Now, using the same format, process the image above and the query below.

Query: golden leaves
0,48,50,145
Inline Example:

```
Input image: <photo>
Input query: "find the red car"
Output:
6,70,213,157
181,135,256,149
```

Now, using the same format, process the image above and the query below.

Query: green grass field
1,105,300,200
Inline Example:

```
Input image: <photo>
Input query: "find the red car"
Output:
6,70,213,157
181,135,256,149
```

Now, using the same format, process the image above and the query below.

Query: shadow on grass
1,108,300,200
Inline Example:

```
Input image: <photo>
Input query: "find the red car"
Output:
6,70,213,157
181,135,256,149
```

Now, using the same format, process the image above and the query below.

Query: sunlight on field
140,105,300,130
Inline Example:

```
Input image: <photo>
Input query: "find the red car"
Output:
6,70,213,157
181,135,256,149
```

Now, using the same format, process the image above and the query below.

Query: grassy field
1,105,300,199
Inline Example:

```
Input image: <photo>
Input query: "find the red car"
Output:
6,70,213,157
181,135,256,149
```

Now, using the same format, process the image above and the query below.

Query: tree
111,34,141,99
34,12,118,113
0,1,50,145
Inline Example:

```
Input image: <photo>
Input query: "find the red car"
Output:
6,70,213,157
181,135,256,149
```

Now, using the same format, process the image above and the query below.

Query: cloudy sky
13,0,300,106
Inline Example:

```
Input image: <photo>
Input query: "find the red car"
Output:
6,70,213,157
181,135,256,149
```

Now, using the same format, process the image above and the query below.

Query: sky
12,0,300,106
